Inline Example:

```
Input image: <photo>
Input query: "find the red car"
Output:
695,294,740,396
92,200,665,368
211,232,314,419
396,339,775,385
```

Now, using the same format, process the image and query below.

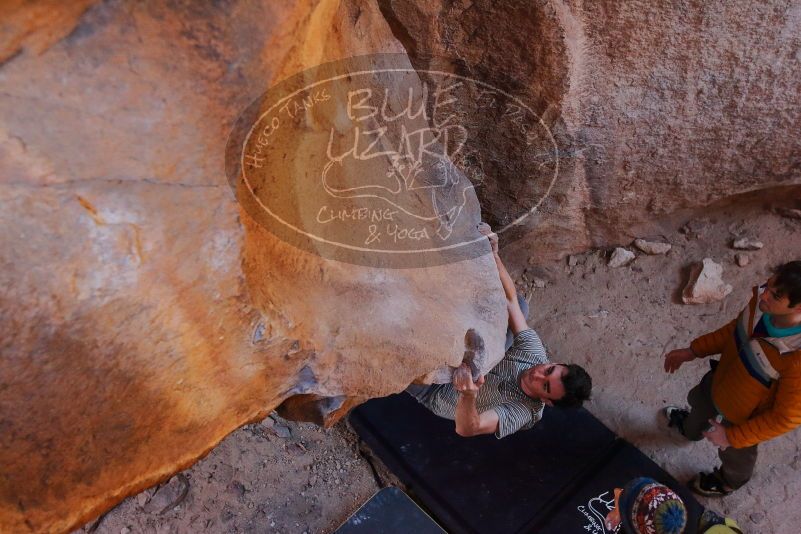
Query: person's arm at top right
478,223,528,335
664,317,738,373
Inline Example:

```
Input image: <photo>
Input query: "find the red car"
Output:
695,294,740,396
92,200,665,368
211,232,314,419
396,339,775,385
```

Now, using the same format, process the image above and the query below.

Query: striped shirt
418,329,549,439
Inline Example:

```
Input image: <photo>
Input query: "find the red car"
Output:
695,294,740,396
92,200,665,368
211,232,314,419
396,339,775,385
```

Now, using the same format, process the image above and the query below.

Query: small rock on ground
143,474,189,514
735,253,750,267
608,247,635,268
271,423,292,438
682,258,733,304
532,277,547,289
679,218,709,239
732,237,763,250
634,238,672,255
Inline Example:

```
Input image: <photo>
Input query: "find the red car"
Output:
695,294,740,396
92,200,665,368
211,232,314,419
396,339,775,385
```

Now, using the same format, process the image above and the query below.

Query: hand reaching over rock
477,222,499,254
453,363,485,396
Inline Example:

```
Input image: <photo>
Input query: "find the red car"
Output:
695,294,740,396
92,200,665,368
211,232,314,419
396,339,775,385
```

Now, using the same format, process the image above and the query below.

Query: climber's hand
477,222,499,254
453,363,485,396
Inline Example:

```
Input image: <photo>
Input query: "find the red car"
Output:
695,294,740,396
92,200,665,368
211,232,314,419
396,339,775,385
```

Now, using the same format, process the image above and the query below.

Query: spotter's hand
702,418,730,450
663,348,696,373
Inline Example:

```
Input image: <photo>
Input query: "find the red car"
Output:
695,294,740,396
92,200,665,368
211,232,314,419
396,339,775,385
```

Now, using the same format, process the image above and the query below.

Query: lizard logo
225,55,559,268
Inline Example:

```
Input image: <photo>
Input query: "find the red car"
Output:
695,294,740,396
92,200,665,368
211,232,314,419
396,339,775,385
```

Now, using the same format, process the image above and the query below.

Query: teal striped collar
763,314,801,338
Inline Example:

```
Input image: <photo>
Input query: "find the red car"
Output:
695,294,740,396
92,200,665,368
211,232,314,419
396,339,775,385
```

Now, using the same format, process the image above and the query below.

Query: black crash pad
334,487,446,534
349,393,702,534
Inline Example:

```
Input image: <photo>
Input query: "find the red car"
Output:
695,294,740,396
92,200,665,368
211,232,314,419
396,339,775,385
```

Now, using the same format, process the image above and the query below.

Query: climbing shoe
661,405,689,434
690,470,734,497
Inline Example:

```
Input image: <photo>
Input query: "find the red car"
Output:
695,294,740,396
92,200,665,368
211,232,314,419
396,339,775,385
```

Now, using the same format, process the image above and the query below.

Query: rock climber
407,223,592,438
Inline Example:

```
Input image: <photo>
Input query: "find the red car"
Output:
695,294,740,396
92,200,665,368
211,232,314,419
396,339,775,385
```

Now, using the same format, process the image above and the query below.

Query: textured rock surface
682,258,734,304
379,0,801,265
2,0,801,532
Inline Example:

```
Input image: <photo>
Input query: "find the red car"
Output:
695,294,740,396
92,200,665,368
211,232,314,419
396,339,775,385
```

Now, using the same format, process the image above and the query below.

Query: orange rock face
2,0,800,532
0,1,506,532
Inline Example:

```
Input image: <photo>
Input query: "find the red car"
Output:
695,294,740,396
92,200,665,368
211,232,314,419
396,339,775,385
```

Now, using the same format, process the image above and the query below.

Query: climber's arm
478,222,528,334
453,364,498,436
494,252,528,334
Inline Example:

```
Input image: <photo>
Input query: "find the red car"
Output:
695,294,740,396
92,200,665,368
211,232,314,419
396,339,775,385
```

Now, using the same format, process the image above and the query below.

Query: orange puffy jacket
690,285,801,449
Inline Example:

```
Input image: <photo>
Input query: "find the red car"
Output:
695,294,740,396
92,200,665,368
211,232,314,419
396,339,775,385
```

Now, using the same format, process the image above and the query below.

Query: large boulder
1,0,800,532
0,1,507,532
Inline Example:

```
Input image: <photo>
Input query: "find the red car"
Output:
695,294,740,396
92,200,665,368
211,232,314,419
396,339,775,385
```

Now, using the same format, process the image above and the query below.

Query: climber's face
519,363,567,406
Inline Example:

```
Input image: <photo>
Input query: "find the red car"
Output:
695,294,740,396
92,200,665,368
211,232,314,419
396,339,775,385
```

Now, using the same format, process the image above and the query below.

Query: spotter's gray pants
682,368,758,489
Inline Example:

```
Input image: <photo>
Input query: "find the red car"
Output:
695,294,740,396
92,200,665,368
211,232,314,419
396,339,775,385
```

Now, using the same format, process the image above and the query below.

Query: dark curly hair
774,261,801,308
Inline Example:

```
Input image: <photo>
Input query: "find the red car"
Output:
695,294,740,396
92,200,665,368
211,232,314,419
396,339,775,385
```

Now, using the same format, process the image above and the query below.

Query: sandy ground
78,196,801,534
